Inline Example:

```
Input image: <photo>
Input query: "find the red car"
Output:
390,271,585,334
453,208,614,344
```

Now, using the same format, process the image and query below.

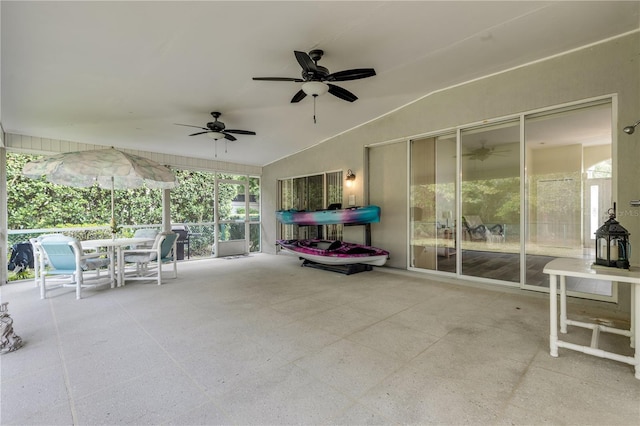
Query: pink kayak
277,239,389,266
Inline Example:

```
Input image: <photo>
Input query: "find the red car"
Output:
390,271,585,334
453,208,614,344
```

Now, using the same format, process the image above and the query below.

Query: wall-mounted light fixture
345,169,356,188
623,120,640,135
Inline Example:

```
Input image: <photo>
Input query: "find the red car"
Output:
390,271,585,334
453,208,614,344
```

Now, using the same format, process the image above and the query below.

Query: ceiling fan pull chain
214,140,218,158
225,140,228,153
313,94,318,124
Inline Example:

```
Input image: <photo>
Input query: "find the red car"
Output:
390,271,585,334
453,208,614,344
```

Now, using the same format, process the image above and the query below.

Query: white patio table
543,257,640,379
82,237,155,288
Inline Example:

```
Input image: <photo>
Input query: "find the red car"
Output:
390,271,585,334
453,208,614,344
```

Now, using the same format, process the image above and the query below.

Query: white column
162,188,171,232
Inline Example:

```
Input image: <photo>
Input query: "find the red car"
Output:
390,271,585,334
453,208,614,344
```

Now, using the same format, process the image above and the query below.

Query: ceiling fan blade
327,68,376,81
225,129,256,135
189,131,211,136
223,133,237,141
294,50,318,74
327,84,358,102
291,89,307,103
175,123,208,130
253,77,304,82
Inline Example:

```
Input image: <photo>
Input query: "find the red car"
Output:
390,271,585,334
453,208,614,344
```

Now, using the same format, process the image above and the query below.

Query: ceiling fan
175,112,256,157
175,111,256,141
462,143,510,161
253,49,376,122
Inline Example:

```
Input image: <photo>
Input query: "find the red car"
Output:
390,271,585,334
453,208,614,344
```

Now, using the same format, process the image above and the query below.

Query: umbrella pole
109,176,117,237
111,176,115,222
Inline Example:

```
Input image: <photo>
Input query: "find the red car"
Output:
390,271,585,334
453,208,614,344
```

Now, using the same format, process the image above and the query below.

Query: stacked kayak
276,205,381,226
277,239,389,266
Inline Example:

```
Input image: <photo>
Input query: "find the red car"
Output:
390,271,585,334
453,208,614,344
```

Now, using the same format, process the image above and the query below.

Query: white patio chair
30,233,65,288
38,236,112,299
131,228,160,249
122,232,178,285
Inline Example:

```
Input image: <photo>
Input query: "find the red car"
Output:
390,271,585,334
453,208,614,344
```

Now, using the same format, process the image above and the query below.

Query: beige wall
263,32,640,309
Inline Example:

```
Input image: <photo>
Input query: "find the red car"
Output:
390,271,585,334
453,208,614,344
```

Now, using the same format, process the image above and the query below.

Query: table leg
117,247,124,287
38,254,46,299
631,284,635,349
550,273,559,357
108,247,116,289
634,283,639,379
560,275,567,334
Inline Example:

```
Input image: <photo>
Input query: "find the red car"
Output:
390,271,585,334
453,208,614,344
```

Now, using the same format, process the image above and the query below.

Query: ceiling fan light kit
207,132,226,140
302,81,329,96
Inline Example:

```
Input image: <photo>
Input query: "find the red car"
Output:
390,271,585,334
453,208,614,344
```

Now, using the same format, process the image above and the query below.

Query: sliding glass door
407,97,614,300
460,120,521,283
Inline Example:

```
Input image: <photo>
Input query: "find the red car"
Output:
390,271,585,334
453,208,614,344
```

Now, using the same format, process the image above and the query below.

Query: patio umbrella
22,148,178,230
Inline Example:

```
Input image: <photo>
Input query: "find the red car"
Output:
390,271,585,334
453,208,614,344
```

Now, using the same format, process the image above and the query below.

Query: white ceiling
2,1,638,167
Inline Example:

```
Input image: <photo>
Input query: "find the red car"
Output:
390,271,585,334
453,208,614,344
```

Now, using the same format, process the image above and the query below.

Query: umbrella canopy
22,148,178,229
22,148,177,190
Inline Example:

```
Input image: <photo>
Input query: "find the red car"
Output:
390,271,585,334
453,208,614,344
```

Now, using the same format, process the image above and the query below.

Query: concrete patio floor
1,253,638,425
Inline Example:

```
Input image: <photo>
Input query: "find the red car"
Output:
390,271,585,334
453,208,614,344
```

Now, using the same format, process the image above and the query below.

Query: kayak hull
277,239,389,266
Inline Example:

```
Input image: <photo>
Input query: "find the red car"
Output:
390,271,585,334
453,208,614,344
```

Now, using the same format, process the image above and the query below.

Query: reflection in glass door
523,101,613,297
409,134,456,272
406,98,614,301
460,120,521,283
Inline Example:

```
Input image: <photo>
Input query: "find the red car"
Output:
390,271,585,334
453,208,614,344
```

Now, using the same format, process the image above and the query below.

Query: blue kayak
276,205,381,225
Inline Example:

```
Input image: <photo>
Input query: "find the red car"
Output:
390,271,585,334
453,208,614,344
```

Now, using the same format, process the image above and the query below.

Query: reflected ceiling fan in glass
462,143,511,161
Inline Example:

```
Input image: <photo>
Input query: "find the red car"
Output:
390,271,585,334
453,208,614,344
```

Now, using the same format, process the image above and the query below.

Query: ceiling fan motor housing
207,121,225,131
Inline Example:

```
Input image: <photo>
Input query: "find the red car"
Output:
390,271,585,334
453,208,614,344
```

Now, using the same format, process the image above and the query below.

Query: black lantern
594,203,630,269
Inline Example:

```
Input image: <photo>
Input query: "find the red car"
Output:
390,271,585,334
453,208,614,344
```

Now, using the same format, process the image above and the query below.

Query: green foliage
7,269,33,282
6,153,243,229
6,153,262,257
462,177,521,224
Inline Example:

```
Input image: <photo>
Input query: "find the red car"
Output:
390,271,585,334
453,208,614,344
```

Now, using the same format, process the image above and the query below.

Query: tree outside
6,152,260,270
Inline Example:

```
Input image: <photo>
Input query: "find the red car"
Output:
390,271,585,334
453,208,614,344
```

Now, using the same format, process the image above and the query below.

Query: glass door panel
215,179,249,256
409,134,456,272
460,120,521,282
248,176,261,252
524,101,613,297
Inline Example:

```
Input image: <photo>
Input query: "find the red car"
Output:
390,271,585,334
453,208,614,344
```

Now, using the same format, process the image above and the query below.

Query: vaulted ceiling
2,1,638,166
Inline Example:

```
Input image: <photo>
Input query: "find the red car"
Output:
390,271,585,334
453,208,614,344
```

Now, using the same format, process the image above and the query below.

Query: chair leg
40,275,46,299
34,258,39,288
76,273,82,300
